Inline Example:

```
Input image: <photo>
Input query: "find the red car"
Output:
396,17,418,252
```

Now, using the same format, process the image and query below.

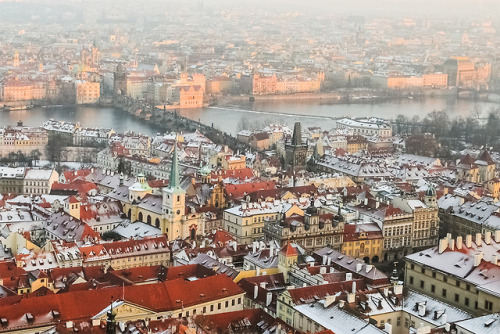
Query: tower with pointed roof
424,183,437,208
162,142,206,240
278,243,299,283
163,142,186,226
476,150,496,183
285,122,308,172
113,63,128,95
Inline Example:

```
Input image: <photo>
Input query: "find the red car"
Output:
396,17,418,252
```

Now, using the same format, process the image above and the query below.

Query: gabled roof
280,243,298,256
0,272,244,331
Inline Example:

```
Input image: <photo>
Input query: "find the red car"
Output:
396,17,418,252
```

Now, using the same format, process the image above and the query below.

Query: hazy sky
0,0,499,23
216,0,500,17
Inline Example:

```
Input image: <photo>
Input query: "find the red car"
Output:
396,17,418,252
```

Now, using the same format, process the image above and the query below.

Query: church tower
13,50,19,67
285,122,308,172
424,183,437,208
162,142,186,238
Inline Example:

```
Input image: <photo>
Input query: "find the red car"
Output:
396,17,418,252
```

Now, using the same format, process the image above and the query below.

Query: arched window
147,215,151,225
155,218,160,228
138,212,143,222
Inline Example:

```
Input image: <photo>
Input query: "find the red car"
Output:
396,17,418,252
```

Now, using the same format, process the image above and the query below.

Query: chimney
394,284,403,295
366,265,373,273
476,233,482,247
191,177,196,185
384,323,392,334
266,292,272,306
339,300,346,309
485,231,492,245
327,257,332,265
254,285,259,299
495,230,500,243
364,198,368,205
322,255,327,265
345,273,352,281
493,254,498,265
320,267,327,274
329,267,335,273
446,233,452,241
260,282,267,289
252,242,257,253
347,292,356,304
270,245,275,257
352,281,357,294
456,236,463,249
356,263,363,272
418,303,426,317
445,323,451,332
466,235,472,248
474,252,483,267
438,238,448,254
256,267,260,276
449,239,455,251
376,201,380,209
324,294,336,308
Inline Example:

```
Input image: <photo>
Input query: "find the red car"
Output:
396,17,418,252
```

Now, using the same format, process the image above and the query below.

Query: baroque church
112,143,205,240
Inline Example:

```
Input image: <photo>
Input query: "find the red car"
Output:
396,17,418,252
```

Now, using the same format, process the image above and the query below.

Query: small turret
106,300,117,334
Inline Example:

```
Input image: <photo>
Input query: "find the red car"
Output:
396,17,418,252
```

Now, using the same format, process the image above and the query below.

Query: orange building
222,155,246,170
444,57,491,88
387,76,423,89
178,85,204,108
253,73,277,95
76,81,100,104
1,79,46,102
422,73,448,88
253,72,323,95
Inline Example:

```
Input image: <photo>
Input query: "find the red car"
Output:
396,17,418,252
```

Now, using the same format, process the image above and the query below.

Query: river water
1,97,499,136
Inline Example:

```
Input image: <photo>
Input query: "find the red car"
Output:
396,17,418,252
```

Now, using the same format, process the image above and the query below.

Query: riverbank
1,95,498,137
215,87,500,106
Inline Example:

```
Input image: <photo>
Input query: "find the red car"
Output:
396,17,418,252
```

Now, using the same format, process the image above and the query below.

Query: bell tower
163,142,186,236
424,183,437,208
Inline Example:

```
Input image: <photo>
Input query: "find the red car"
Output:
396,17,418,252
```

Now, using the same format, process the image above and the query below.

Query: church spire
169,141,180,189
291,122,302,146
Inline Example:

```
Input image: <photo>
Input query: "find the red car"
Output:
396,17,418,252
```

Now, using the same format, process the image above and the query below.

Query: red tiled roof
280,243,298,256
0,272,244,330
224,181,277,200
